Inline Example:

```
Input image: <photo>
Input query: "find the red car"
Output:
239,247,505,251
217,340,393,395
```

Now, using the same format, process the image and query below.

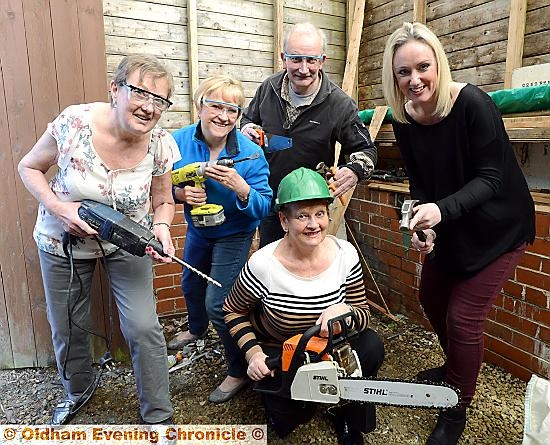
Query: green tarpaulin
358,84,550,124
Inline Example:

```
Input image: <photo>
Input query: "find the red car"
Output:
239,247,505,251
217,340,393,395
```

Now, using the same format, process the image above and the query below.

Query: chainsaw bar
339,376,460,408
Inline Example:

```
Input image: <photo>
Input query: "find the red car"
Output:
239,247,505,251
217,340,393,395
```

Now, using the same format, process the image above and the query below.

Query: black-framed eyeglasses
119,82,172,111
283,53,324,65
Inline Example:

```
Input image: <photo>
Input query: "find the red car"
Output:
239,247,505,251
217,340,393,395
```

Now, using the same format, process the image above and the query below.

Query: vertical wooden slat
0,0,38,367
187,0,199,123
273,0,284,72
50,0,84,108
20,0,59,365
347,0,358,101
504,0,527,88
334,0,365,169
413,0,427,24
77,0,108,103
0,77,15,369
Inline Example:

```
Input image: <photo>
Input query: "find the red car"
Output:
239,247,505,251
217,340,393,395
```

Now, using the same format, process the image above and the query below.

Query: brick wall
346,183,550,381
152,204,261,317
153,205,187,316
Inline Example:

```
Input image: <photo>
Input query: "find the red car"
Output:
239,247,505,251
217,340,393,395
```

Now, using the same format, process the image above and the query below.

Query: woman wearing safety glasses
170,75,272,403
18,54,179,425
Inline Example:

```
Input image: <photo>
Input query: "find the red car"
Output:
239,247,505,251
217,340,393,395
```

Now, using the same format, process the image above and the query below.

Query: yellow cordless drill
171,153,260,227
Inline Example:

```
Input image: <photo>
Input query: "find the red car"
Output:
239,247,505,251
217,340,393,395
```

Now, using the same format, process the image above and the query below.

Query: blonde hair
193,75,245,112
283,22,327,54
112,54,174,98
382,22,453,123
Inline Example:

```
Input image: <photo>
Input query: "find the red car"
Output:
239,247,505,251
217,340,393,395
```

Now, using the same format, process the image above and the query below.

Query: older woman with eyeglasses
18,54,180,425
170,75,272,404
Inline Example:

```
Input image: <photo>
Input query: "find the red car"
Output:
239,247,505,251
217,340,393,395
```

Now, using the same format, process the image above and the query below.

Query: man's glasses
202,99,241,118
119,82,172,111
284,53,324,65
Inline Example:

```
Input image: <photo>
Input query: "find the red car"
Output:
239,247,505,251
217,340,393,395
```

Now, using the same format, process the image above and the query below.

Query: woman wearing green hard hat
224,167,385,445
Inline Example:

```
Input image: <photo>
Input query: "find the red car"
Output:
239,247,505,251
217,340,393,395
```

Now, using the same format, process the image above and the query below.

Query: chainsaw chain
340,375,461,409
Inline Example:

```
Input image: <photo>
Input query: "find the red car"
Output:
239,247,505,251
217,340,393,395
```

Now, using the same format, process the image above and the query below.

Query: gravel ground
0,312,526,444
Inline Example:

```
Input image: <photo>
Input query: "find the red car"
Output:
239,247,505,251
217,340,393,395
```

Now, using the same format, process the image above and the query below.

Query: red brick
535,212,550,238
156,298,176,314
542,258,550,275
530,356,550,378
369,190,380,203
485,319,513,343
153,275,174,289
379,250,401,268
516,267,550,290
484,349,532,382
365,224,380,239
538,324,550,343
171,225,187,237
532,307,550,327
519,253,542,271
501,280,523,298
380,204,400,219
525,287,548,307
500,294,517,312
156,287,183,299
379,191,390,205
529,237,550,256
155,261,182,275
390,219,401,232
485,335,533,366
487,306,497,321
401,258,422,275
511,331,535,353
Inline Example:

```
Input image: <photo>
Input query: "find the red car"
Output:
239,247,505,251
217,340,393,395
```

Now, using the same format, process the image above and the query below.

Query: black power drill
78,200,221,286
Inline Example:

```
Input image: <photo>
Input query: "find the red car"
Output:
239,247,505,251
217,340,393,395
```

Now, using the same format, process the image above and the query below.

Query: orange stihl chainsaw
257,313,460,409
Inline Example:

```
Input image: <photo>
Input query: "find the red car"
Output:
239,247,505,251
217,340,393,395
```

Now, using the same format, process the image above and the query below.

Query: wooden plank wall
102,0,352,315
0,0,108,368
103,0,349,132
358,0,550,110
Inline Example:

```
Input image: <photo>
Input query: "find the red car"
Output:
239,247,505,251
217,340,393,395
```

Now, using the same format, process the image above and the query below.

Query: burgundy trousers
418,244,526,406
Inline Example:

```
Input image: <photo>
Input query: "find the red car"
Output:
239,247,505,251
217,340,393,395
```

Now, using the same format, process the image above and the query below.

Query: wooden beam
273,0,284,72
328,105,388,236
187,0,199,122
413,0,427,24
341,0,365,96
347,0,358,101
333,0,365,169
504,0,527,88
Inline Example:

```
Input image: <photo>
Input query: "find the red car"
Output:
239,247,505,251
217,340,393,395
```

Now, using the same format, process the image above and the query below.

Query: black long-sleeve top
393,84,535,276
241,70,377,203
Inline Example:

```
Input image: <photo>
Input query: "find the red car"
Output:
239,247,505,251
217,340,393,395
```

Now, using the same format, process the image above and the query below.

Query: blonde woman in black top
382,22,535,445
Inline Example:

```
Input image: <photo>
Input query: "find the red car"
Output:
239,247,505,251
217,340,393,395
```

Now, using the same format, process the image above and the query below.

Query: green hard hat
275,167,333,211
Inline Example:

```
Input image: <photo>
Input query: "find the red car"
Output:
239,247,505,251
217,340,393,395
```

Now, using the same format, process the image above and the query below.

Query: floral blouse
33,103,181,259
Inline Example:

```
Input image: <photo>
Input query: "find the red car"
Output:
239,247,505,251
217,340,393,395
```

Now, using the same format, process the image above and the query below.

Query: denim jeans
181,230,253,377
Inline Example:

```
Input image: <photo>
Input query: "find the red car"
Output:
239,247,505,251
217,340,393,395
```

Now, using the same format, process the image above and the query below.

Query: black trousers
261,329,385,438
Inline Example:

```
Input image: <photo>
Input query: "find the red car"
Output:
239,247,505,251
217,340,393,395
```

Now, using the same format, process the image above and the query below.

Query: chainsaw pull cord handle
264,311,360,371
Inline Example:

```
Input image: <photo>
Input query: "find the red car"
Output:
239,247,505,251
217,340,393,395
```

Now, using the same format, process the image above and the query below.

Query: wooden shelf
375,114,550,143
366,181,550,214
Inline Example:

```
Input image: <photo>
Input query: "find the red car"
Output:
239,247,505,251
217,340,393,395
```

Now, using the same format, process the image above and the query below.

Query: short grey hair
283,22,327,54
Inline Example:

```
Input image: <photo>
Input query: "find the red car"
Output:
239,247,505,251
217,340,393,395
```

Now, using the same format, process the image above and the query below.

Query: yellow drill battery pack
190,203,225,227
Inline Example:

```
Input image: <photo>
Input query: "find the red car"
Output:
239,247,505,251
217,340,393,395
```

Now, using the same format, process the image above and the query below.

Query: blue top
172,123,272,239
